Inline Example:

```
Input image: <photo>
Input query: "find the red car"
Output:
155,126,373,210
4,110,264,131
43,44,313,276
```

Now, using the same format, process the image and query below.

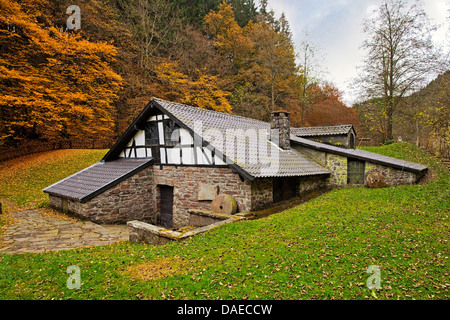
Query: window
145,122,159,146
349,133,355,149
163,119,180,147
62,198,68,214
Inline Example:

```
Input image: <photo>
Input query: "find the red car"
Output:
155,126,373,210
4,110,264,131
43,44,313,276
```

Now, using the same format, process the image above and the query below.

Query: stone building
43,98,427,227
291,125,357,149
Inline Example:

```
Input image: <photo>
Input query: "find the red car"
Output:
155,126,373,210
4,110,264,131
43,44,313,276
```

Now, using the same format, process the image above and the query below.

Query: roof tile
291,125,353,137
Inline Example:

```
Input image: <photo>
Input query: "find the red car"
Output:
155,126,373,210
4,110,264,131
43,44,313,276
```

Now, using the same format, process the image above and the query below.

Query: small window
145,122,159,146
62,198,68,214
163,119,180,147
349,133,355,149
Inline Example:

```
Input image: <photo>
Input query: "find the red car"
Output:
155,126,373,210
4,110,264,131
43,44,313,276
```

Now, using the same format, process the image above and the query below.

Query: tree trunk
415,119,420,147
386,103,393,141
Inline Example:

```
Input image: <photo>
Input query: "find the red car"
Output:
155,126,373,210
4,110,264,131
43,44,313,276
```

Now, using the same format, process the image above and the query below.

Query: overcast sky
267,0,449,106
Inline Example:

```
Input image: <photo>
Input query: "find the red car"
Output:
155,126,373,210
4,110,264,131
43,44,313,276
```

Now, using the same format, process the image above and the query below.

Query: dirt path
0,207,129,254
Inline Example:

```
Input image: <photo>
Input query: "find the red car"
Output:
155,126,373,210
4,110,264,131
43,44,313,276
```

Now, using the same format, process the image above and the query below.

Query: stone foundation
49,166,155,224
299,175,328,195
364,163,417,186
251,178,273,210
49,164,274,227
151,165,253,228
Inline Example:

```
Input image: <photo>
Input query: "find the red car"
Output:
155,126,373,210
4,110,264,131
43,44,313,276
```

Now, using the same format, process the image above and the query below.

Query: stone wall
309,134,350,149
49,164,276,227
292,145,327,167
299,175,328,195
152,165,252,228
364,162,417,186
325,153,348,186
250,178,273,210
49,165,155,224
293,144,421,188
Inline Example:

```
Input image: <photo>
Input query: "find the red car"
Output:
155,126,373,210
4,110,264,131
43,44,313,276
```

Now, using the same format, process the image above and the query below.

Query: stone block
366,170,387,188
197,182,218,200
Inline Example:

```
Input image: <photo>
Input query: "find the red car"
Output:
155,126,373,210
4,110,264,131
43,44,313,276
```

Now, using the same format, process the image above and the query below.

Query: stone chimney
270,111,290,150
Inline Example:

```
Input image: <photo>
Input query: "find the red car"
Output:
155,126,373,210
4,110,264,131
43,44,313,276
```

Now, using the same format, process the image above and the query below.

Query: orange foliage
204,1,253,68
153,60,232,113
305,85,359,126
0,0,122,145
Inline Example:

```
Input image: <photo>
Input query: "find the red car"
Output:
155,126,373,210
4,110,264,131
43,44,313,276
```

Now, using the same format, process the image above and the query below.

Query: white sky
268,0,450,106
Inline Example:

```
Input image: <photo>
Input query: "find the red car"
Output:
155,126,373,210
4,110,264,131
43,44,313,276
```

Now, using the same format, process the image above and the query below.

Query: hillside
354,70,449,153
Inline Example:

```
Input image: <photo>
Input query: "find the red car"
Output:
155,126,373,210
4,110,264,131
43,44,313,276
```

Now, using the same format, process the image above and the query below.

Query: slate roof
291,125,354,137
290,136,427,173
43,158,152,202
151,98,330,178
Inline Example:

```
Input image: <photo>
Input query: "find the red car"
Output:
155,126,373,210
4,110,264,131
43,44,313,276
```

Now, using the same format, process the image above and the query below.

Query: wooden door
347,159,365,184
273,177,299,203
159,185,174,228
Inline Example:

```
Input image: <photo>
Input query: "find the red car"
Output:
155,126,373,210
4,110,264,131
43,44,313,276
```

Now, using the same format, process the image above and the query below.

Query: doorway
347,158,365,184
159,185,174,228
273,177,299,203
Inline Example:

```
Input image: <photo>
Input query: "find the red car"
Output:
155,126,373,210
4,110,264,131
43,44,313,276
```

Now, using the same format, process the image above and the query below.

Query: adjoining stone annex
43,98,428,228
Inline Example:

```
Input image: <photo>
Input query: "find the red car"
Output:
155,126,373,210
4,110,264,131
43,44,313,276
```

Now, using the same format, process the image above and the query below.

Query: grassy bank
0,149,107,208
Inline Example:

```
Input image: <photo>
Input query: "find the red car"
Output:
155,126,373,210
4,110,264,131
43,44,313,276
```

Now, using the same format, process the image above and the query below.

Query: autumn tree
153,59,232,113
415,71,449,156
204,2,299,120
0,0,122,146
401,71,449,155
117,0,183,70
204,1,253,70
354,0,444,141
305,84,358,127
250,10,297,112
172,25,233,89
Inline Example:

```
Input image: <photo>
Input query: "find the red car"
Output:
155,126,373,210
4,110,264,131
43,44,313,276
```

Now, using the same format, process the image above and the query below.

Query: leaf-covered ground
0,149,107,208
0,143,448,300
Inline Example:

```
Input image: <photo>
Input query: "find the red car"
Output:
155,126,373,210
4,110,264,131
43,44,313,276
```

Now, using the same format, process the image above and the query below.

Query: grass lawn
0,143,448,300
0,149,107,208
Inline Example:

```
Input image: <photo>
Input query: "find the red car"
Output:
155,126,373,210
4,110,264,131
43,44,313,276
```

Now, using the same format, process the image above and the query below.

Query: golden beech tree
204,1,253,69
153,59,232,114
0,0,122,145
